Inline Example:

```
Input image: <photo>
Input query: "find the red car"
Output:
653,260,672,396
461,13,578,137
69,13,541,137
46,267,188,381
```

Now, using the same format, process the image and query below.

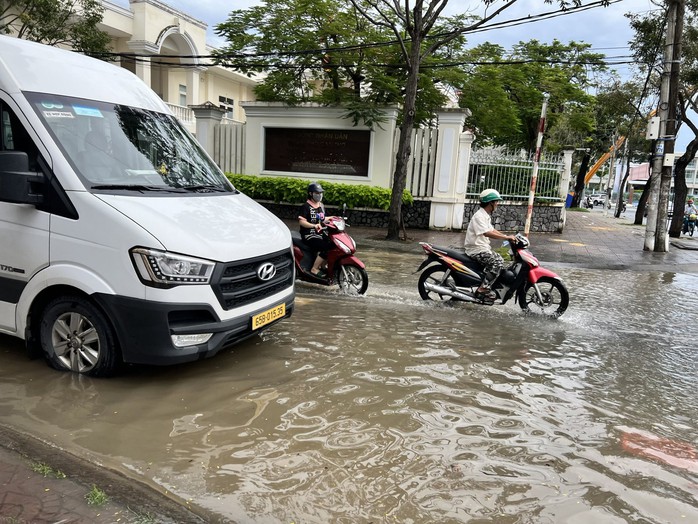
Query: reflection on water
1,264,697,523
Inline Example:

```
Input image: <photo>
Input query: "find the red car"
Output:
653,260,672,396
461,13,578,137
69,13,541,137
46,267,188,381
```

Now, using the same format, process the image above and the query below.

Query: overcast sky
112,0,692,151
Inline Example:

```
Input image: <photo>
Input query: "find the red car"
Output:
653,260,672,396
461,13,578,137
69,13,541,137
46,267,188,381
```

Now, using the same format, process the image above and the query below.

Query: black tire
40,296,121,377
336,264,369,295
418,265,457,301
518,277,569,318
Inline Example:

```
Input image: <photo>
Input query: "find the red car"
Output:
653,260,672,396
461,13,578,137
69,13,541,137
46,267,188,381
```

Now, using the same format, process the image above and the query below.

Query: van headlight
130,247,215,286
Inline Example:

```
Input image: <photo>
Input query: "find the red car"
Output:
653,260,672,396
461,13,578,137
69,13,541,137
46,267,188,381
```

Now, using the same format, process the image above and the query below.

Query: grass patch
85,485,109,506
129,510,157,524
30,461,66,479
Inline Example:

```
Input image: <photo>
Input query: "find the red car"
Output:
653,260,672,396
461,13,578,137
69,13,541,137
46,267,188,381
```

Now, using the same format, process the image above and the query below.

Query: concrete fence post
191,102,225,158
558,148,574,231
429,108,471,230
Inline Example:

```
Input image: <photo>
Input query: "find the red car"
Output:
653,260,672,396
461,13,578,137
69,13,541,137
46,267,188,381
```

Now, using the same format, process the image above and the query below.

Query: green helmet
480,188,502,204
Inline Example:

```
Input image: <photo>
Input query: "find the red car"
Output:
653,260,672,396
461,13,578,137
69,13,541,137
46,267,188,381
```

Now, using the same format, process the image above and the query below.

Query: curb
0,424,210,523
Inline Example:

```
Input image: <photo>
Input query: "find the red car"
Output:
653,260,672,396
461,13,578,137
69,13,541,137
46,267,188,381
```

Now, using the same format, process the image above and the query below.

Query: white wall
241,103,398,188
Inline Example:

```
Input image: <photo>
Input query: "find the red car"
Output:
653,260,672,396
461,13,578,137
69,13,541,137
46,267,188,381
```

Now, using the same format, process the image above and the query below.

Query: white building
100,0,257,132
626,155,698,202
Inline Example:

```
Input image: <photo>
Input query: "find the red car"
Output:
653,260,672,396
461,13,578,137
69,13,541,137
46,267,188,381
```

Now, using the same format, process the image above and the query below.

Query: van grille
212,249,294,310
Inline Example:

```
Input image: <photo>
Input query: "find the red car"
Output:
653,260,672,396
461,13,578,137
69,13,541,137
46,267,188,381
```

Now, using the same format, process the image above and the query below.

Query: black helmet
308,182,324,194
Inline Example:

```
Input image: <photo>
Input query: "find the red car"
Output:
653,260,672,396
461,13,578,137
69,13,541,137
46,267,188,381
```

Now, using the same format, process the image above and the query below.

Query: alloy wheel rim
51,312,100,373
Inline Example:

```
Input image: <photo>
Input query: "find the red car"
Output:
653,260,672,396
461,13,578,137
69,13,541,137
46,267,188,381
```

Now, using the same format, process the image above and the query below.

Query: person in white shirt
684,198,697,216
464,188,517,297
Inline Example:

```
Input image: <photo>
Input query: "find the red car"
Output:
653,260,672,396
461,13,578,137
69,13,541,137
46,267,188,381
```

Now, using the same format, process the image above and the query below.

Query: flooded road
1,246,698,523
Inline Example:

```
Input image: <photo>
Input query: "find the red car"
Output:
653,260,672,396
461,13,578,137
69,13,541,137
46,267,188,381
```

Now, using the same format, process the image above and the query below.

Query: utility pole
524,93,549,236
615,138,630,218
644,0,684,252
603,133,617,217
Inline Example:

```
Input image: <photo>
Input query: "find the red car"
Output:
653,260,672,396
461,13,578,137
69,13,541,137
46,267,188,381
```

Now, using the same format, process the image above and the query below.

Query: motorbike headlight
130,247,215,287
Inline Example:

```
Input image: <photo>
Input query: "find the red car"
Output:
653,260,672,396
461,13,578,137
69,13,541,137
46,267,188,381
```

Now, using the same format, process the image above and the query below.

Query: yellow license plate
252,303,286,330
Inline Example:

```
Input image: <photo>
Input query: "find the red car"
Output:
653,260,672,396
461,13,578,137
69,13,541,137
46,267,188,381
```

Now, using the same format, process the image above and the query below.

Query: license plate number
252,303,286,330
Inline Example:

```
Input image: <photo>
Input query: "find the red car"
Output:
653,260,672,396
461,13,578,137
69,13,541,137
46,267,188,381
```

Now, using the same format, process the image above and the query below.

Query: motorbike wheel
336,264,369,295
518,277,569,318
418,265,456,301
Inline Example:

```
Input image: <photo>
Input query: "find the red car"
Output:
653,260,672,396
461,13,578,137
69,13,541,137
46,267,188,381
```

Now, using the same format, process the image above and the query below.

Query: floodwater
1,246,698,523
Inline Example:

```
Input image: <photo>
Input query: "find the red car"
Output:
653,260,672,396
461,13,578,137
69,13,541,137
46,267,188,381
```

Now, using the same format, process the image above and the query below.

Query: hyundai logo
257,262,277,281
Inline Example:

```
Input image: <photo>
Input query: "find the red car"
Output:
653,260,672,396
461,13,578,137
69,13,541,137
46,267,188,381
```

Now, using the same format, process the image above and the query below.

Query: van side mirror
0,151,45,205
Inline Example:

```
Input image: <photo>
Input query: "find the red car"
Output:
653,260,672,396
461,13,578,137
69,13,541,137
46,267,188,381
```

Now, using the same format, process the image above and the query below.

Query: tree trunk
635,174,652,225
669,136,698,236
386,40,421,240
570,151,590,208
615,154,631,218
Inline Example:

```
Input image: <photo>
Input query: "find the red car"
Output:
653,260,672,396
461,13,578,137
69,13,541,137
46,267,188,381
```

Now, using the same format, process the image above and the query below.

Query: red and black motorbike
292,215,368,294
416,233,569,317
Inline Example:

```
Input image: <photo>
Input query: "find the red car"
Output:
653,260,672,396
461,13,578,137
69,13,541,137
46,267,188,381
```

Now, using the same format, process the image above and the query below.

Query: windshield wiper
91,184,187,193
180,184,230,193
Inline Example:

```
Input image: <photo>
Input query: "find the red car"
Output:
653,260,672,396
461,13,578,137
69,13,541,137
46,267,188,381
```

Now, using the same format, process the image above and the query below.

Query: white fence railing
468,149,565,201
166,103,194,126
214,121,245,174
197,115,564,203
404,127,439,198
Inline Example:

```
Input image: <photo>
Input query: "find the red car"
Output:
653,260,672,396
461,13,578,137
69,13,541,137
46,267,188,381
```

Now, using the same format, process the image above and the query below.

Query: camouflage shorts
468,250,504,278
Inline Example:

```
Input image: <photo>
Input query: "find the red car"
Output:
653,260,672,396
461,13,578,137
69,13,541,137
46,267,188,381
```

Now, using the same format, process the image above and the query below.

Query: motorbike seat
430,245,478,266
291,231,306,247
291,231,317,272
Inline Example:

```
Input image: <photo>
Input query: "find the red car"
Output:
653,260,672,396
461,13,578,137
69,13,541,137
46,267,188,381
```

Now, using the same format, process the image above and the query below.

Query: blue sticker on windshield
73,106,103,118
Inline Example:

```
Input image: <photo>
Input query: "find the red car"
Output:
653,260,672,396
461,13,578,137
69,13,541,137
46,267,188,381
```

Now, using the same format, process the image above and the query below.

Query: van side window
0,102,41,171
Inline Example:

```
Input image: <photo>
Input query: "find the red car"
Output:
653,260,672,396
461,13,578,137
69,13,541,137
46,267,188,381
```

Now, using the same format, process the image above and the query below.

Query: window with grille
218,96,234,119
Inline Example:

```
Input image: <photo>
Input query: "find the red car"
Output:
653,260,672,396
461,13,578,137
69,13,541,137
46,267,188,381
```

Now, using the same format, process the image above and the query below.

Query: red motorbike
416,233,569,317
292,215,368,294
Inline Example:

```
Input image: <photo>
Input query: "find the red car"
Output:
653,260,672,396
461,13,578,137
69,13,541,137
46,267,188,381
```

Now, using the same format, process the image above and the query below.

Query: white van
0,36,295,376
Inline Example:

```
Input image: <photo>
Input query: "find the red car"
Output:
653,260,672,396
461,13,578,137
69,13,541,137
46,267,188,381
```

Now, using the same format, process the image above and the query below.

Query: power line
90,0,646,64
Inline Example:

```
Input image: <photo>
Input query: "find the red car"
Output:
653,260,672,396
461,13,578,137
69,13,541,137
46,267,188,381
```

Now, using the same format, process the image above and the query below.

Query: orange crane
584,135,626,184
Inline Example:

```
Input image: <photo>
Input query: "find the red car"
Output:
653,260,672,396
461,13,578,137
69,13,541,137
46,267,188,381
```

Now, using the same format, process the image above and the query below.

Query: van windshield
25,92,234,193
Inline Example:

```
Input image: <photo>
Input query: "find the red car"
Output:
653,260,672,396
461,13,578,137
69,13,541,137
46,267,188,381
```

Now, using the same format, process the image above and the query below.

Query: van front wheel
40,296,120,377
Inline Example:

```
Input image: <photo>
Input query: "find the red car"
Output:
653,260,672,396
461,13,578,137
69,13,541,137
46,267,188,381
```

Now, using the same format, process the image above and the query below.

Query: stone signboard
264,127,370,177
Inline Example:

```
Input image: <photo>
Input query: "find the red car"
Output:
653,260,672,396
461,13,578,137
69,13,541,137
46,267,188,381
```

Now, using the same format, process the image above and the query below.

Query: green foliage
214,0,467,128
458,40,605,151
227,174,413,210
340,98,390,129
30,461,66,479
85,485,109,506
0,0,111,54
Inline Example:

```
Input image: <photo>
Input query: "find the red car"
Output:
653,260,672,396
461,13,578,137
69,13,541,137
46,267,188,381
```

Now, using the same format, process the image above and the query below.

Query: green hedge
225,174,413,210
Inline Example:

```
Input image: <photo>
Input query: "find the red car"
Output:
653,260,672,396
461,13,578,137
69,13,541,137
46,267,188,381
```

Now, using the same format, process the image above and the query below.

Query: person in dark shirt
298,182,333,278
